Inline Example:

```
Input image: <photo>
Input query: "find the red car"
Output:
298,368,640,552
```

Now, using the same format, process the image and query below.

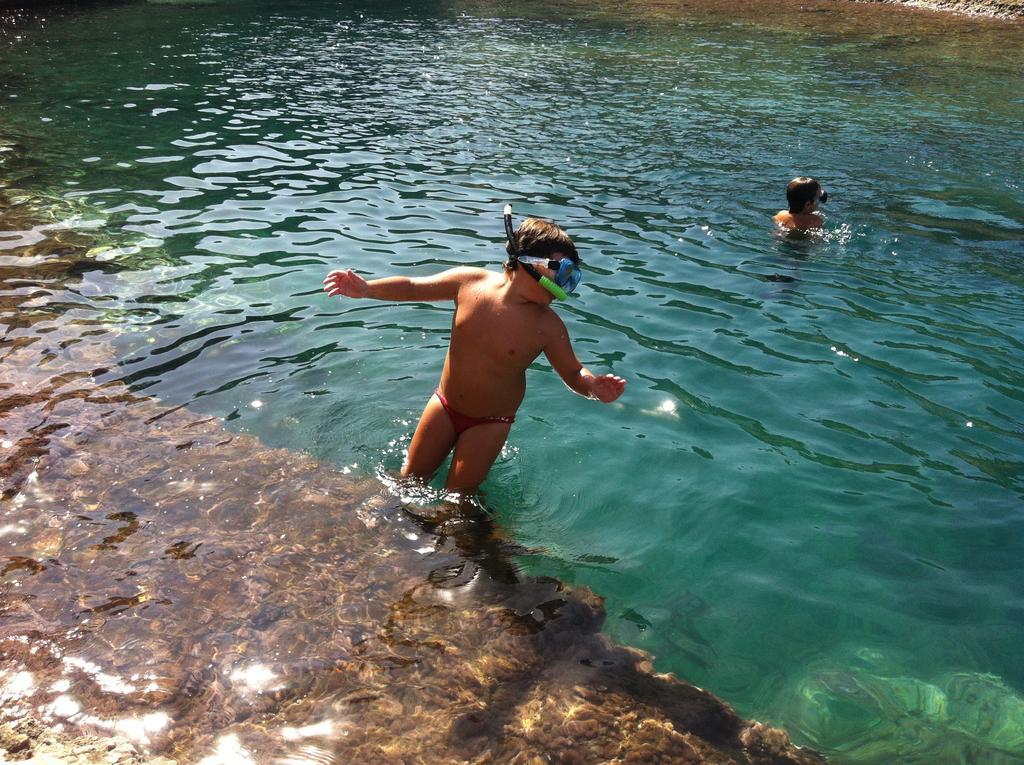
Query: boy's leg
445,422,512,492
403,394,458,481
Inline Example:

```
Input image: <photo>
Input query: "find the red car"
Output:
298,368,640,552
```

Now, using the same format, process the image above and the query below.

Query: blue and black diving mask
517,256,582,294
503,204,581,301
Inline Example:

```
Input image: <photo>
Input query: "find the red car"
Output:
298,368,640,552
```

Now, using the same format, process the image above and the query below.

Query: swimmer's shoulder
773,211,823,231
452,266,492,279
798,212,824,230
443,266,495,303
537,303,568,344
445,266,494,290
773,210,794,227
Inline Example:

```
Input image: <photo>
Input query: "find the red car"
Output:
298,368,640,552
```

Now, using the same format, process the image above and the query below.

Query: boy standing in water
322,207,626,492
774,176,827,230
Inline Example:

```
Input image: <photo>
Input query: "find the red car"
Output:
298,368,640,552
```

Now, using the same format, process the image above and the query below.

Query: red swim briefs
434,389,515,435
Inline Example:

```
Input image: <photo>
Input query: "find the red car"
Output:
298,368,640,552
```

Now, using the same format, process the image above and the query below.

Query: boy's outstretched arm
323,267,479,302
542,315,626,403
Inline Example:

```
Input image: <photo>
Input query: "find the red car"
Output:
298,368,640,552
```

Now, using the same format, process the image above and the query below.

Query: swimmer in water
322,206,627,492
774,176,827,231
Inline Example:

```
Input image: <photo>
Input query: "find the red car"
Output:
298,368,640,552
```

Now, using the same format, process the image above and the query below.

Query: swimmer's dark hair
505,218,578,271
786,177,821,214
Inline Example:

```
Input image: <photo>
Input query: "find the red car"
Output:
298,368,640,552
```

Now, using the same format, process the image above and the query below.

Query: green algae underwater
1,0,1024,762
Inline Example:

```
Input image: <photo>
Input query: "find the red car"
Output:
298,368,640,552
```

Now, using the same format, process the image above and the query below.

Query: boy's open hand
323,269,369,299
590,374,627,403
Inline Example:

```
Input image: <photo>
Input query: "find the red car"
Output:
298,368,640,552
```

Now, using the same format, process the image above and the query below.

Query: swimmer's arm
323,267,482,302
543,316,627,403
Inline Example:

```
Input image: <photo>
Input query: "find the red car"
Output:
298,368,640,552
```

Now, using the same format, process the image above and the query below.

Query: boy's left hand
590,374,627,403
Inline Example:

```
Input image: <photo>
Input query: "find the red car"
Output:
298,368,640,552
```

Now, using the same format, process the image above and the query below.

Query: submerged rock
787,661,1024,763
946,672,1024,753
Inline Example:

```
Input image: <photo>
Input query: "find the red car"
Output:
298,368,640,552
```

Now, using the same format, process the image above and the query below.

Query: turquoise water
2,0,1024,761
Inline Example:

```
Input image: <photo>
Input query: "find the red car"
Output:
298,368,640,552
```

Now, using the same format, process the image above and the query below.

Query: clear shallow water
2,0,1023,762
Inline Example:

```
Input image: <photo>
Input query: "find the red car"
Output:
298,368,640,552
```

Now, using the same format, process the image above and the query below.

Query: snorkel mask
819,188,828,204
503,204,581,301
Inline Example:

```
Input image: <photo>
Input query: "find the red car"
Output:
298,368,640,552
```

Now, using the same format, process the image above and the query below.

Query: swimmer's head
786,177,827,214
504,217,579,271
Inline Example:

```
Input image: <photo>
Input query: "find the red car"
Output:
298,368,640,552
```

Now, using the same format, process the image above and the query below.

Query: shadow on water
0,171,823,763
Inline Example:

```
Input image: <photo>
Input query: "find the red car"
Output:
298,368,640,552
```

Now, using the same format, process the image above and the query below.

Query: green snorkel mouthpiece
504,204,569,301
537,275,568,301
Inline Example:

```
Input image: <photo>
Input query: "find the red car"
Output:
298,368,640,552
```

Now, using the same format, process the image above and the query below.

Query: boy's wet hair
786,177,821,214
505,218,578,270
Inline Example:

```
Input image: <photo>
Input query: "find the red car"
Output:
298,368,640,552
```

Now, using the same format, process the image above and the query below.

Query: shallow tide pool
2,0,1024,762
